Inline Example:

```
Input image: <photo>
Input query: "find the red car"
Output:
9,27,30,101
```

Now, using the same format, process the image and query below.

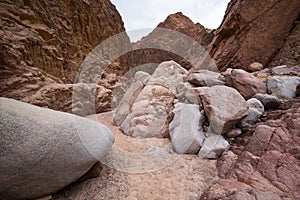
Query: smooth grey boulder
198,134,230,159
169,103,205,154
253,93,281,109
241,98,264,126
188,70,225,87
0,98,114,200
267,76,300,99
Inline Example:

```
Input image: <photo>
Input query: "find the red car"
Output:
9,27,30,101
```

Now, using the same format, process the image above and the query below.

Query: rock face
127,12,215,70
199,85,248,134
22,83,112,116
269,17,300,67
114,61,188,138
0,98,114,200
223,68,267,99
209,0,300,71
267,76,300,99
0,0,130,111
169,103,205,154
202,97,300,199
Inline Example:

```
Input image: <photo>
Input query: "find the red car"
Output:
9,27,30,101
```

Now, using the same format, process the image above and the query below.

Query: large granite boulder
0,98,114,200
114,61,188,138
199,85,248,134
223,68,267,99
169,103,205,154
267,76,300,99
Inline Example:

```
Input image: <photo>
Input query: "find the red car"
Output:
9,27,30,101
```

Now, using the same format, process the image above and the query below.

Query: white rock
267,76,300,99
198,134,230,159
169,103,205,154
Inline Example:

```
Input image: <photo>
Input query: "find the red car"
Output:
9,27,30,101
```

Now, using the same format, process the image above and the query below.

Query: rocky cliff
209,0,300,71
0,0,130,111
126,12,215,70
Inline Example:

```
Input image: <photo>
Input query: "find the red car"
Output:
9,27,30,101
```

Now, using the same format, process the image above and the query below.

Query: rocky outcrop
209,0,300,71
22,83,112,116
0,98,114,200
0,0,130,111
269,15,300,67
201,97,300,199
127,12,215,70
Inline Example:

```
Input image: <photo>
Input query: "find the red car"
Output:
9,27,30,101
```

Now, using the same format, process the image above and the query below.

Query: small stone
227,128,242,138
198,134,230,159
248,62,263,72
241,98,264,126
267,76,300,99
253,93,281,109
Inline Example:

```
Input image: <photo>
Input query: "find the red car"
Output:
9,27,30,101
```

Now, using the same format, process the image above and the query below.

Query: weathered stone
248,62,263,72
187,70,225,87
267,76,300,99
169,103,205,154
175,82,202,105
0,0,130,104
209,0,300,71
241,98,264,126
199,85,248,134
227,128,242,138
253,93,281,109
0,98,114,200
22,83,112,116
204,98,300,199
113,71,151,126
223,68,267,99
115,61,188,138
198,134,230,159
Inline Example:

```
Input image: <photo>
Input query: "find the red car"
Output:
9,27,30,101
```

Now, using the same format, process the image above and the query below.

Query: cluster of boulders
113,61,300,159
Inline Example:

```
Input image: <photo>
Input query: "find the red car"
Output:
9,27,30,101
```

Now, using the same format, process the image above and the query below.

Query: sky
111,0,230,41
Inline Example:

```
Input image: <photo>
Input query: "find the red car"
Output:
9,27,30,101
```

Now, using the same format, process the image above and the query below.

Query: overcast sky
111,0,230,41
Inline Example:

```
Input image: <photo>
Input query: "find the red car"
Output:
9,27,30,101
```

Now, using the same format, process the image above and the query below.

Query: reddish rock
202,97,300,199
22,83,112,116
223,68,267,99
199,85,248,134
127,12,215,70
209,0,300,71
0,0,130,111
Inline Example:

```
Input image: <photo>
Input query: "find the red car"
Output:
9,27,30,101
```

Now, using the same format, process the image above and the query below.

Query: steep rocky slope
209,0,300,71
126,12,215,70
0,0,130,111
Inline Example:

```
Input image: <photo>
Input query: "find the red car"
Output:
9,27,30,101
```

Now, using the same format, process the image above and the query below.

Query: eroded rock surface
209,0,300,71
201,97,300,199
